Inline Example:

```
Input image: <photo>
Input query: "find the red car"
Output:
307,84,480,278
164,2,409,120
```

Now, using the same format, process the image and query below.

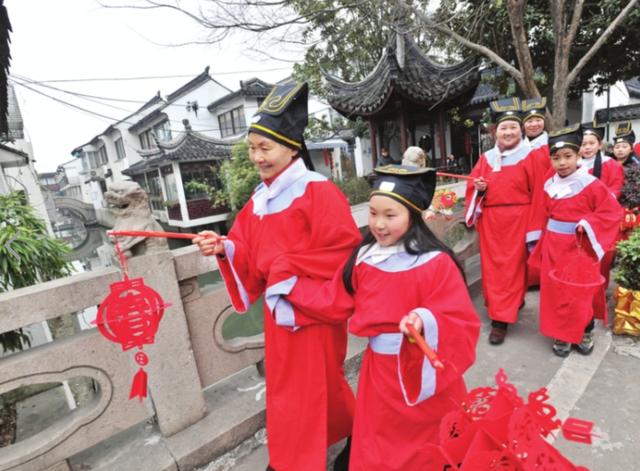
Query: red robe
283,245,480,471
216,158,361,471
530,171,622,342
578,154,625,315
525,132,550,286
465,140,547,323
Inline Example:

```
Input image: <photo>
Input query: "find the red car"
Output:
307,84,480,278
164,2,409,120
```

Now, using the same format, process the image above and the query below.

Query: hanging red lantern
95,235,169,401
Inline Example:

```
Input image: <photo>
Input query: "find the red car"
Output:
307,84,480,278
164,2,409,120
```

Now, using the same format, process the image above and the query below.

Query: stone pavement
223,287,640,471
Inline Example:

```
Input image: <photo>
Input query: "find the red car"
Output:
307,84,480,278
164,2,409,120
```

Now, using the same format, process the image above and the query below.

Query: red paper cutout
433,370,593,471
562,418,595,444
95,237,168,401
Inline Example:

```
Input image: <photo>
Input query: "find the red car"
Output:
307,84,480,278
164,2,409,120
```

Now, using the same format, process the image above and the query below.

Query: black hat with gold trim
548,123,582,154
370,165,436,213
614,122,636,145
521,97,547,123
489,98,522,125
581,120,606,141
249,81,308,145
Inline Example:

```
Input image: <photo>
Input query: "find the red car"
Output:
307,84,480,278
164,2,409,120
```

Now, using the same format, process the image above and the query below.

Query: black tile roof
123,123,234,176
128,109,169,133
595,103,640,123
166,66,231,102
0,0,11,137
324,31,480,117
207,77,272,111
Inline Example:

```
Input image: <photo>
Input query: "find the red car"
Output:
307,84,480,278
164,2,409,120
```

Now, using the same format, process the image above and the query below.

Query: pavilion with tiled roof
324,25,480,167
123,120,234,225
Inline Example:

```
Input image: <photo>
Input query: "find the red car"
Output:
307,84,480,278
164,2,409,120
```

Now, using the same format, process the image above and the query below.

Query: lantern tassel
129,367,148,401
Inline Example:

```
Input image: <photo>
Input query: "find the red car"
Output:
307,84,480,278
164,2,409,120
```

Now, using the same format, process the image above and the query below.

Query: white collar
356,242,405,266
525,131,548,148
546,170,582,198
252,158,307,216
490,139,529,171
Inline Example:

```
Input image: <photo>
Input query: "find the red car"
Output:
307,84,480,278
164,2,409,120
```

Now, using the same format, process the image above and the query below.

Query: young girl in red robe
579,122,625,318
277,165,480,470
530,125,622,357
194,82,360,471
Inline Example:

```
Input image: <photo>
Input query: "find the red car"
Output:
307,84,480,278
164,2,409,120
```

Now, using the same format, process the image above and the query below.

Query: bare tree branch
407,0,523,81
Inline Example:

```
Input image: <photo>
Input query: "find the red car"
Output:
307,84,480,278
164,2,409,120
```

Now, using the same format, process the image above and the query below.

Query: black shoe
489,326,507,345
574,331,594,355
266,466,276,471
552,339,571,357
333,437,351,471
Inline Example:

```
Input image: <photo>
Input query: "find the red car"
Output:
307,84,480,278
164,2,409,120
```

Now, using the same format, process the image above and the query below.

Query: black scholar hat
614,122,636,145
581,120,606,141
548,123,582,154
249,82,308,150
521,97,546,123
489,98,522,125
370,165,436,213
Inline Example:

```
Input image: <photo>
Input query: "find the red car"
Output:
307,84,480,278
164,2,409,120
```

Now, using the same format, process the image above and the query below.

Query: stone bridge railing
52,197,97,225
0,202,478,471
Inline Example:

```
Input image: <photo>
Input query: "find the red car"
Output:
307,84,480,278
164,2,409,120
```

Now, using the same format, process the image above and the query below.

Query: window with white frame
139,119,172,149
115,138,126,160
218,106,246,138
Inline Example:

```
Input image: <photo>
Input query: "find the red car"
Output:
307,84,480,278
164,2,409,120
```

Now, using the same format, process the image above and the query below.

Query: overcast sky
7,0,300,172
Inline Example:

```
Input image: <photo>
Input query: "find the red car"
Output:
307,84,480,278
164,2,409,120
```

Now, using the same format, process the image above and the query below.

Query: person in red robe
613,122,640,168
521,97,551,288
465,98,547,345
274,165,480,470
194,82,361,471
579,122,625,317
529,125,622,357
522,96,550,164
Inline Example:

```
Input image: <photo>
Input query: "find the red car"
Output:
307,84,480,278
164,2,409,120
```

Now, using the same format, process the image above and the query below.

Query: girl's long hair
342,207,465,294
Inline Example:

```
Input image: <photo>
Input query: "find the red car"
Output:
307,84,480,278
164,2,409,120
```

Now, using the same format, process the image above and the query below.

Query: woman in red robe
194,82,361,471
530,125,622,356
465,98,547,345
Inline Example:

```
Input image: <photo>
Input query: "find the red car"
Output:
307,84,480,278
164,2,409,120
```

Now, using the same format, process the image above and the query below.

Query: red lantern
95,237,169,401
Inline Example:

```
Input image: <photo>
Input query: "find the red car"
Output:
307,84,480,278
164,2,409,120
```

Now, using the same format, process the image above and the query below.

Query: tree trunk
550,81,570,130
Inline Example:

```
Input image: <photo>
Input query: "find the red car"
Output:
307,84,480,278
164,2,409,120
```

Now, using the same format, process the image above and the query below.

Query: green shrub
0,192,72,352
614,228,640,291
335,177,371,205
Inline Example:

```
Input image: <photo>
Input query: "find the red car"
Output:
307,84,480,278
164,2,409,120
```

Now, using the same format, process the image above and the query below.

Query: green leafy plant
614,228,640,291
212,141,261,219
0,191,72,352
183,179,213,199
334,177,371,205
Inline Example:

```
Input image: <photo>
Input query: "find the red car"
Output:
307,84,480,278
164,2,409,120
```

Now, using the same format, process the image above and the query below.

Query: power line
10,78,243,138
13,67,291,84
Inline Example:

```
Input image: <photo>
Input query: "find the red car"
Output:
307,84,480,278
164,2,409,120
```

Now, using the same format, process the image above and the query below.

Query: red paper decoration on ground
94,237,168,401
431,369,595,470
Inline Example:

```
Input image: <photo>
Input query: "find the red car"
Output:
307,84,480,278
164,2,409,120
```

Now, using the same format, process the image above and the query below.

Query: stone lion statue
105,180,169,258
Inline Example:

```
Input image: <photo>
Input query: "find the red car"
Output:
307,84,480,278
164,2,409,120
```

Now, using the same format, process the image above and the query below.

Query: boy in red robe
465,98,547,345
194,82,361,471
529,125,622,356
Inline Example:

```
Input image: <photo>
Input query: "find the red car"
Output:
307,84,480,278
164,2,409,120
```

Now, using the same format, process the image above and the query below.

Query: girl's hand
192,231,225,256
473,177,488,192
399,311,423,336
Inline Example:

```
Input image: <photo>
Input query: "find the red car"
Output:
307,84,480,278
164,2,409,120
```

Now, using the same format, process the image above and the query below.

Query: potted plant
613,227,640,336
